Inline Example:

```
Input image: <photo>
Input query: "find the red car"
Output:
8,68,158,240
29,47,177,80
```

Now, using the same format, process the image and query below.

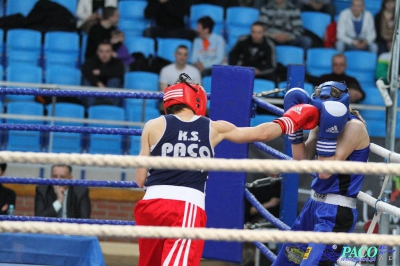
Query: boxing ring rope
1,83,400,264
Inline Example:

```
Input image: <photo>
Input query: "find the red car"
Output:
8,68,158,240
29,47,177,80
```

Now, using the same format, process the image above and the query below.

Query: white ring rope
1,221,399,246
357,191,400,217
370,143,400,163
0,151,399,175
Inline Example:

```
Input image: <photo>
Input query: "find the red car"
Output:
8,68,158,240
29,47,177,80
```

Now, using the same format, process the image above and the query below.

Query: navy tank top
144,115,214,192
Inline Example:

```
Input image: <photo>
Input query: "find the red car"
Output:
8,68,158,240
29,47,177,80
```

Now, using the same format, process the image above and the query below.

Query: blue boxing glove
284,88,310,144
317,101,349,157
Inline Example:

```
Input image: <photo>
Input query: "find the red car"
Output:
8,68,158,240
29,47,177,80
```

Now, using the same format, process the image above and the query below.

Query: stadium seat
80,33,88,66
126,98,146,123
87,105,125,154
6,0,38,16
44,31,80,69
0,29,4,65
50,0,78,15
124,71,159,91
226,25,251,52
45,66,82,86
301,11,331,39
189,4,224,35
156,38,192,62
225,7,259,29
118,19,149,37
5,101,44,152
6,64,43,102
333,0,351,15
276,45,304,66
129,135,141,155
118,1,147,20
359,86,386,138
124,36,155,58
344,51,377,87
202,76,212,93
253,79,276,95
306,48,338,77
278,81,314,96
365,0,382,15
6,29,42,66
46,102,85,153
250,114,279,127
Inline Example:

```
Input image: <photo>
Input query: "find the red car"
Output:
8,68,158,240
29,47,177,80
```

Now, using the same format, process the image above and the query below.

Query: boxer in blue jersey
134,73,320,266
273,81,370,266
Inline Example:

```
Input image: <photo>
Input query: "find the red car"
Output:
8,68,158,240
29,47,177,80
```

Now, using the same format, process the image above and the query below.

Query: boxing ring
0,64,400,266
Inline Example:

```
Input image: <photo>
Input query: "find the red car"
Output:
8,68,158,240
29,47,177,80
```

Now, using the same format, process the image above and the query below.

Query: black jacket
34,185,91,218
81,56,125,86
229,35,277,78
0,184,16,215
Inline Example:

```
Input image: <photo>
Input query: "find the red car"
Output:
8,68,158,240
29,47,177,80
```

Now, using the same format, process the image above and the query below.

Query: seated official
34,164,91,218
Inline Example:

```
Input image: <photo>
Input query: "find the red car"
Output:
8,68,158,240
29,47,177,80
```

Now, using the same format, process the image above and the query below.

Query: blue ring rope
253,241,277,262
0,124,143,136
0,176,139,188
0,215,135,225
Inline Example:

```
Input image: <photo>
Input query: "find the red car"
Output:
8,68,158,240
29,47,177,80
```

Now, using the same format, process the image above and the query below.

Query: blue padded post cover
203,65,254,263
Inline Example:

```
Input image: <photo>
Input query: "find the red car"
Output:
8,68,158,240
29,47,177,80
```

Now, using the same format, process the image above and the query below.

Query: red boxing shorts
134,186,207,266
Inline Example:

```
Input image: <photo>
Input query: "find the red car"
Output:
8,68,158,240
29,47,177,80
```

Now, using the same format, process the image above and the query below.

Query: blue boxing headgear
310,81,349,111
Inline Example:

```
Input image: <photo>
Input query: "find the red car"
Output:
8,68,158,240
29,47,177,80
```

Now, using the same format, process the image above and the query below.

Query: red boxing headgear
163,75,207,116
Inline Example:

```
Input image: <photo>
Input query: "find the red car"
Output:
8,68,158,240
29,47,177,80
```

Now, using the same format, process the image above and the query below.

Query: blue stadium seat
359,86,386,138
118,1,147,20
189,4,224,35
301,11,331,39
306,48,338,77
50,0,78,15
80,33,87,66
365,0,382,15
202,76,212,93
333,0,351,15
253,79,276,95
6,0,38,16
118,19,149,37
5,101,44,152
145,107,160,121
278,81,314,96
250,114,279,127
124,71,159,91
44,31,80,69
156,38,192,62
129,135,141,155
226,25,251,52
126,98,146,123
276,45,304,66
225,7,259,29
6,64,43,102
45,66,82,86
124,36,155,58
88,105,125,154
0,29,4,65
344,51,377,87
6,29,42,66
46,103,85,153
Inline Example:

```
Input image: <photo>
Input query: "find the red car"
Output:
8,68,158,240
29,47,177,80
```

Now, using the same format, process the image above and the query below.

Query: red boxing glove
273,104,320,134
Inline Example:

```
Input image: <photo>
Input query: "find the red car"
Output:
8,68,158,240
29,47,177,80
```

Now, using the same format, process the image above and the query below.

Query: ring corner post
203,65,254,263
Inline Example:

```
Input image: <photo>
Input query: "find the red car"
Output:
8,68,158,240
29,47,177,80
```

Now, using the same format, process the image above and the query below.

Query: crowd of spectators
0,0,394,109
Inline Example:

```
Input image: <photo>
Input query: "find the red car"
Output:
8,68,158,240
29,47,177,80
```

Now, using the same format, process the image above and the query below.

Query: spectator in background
191,16,226,77
258,0,312,54
110,30,149,72
336,0,378,54
318,54,365,103
374,0,395,55
0,163,16,215
76,0,117,34
229,22,277,82
298,0,335,21
158,45,201,114
35,164,91,219
144,0,196,41
81,42,125,107
85,6,119,60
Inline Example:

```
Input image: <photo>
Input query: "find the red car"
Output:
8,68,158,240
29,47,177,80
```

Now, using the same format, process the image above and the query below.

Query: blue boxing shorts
272,192,358,265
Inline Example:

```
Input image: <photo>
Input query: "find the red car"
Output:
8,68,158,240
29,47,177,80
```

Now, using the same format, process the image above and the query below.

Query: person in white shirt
336,0,378,53
159,45,202,91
